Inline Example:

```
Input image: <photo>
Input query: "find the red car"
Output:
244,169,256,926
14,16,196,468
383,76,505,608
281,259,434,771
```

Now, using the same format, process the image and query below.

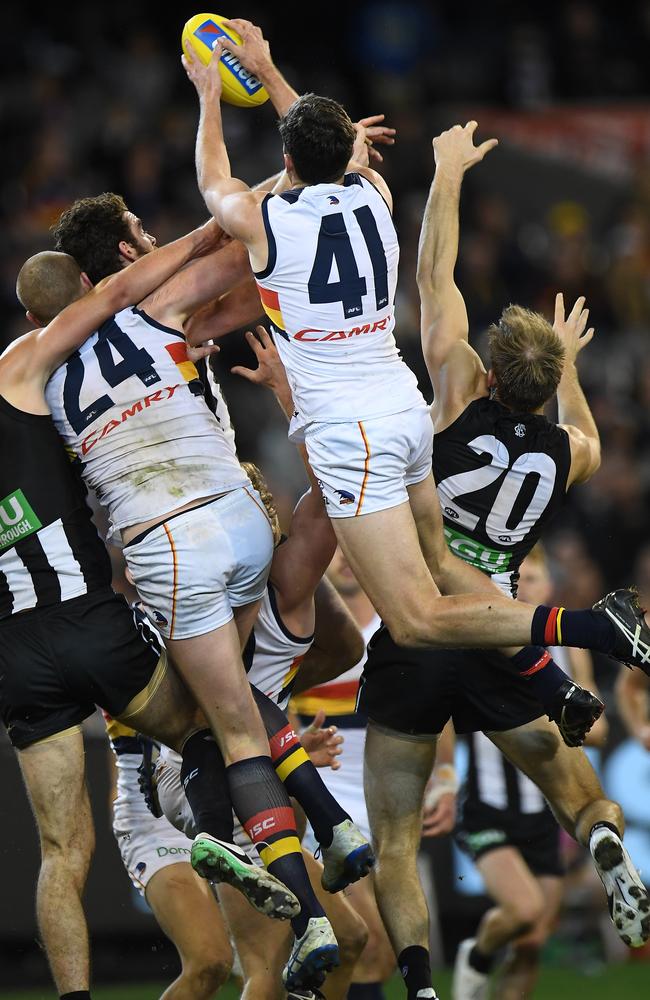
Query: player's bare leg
343,875,395,990
490,717,650,947
18,728,94,997
332,480,650,672
219,851,366,1000
494,875,563,1000
145,863,232,1000
364,722,439,999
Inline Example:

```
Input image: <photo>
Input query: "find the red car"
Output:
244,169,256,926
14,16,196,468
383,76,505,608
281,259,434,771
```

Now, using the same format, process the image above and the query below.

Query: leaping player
182,21,650,706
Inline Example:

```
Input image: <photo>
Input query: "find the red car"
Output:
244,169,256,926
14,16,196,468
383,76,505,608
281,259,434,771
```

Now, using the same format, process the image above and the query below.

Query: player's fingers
219,36,238,53
465,120,478,134
182,38,196,64
568,295,586,322
310,709,326,731
576,307,589,335
554,291,564,326
230,365,258,382
477,138,498,157
579,327,595,349
224,18,251,32
256,326,275,349
357,114,385,127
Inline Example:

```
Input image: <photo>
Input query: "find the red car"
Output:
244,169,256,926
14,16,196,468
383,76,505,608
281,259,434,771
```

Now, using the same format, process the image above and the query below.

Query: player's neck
343,591,377,630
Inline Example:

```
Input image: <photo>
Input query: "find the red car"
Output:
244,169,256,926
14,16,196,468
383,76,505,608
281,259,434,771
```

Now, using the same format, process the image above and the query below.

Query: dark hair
278,94,356,185
51,193,132,283
488,304,565,412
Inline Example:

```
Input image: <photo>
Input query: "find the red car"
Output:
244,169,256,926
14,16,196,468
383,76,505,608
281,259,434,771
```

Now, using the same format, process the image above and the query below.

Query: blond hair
241,462,281,545
488,305,565,412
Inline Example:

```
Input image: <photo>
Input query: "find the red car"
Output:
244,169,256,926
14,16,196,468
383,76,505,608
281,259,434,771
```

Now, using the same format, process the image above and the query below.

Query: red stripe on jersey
243,807,296,844
165,342,188,364
257,285,280,310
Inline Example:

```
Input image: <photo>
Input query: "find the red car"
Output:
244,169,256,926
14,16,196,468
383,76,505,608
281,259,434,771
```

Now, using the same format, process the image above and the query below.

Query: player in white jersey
292,547,396,1000
182,22,650,687
20,221,347,987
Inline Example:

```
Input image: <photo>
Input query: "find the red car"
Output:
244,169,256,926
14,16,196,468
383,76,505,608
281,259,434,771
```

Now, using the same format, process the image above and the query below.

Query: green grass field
2,965,649,999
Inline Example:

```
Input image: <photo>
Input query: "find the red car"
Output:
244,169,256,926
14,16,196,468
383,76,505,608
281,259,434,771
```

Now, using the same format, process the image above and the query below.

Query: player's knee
184,952,232,995
337,912,369,967
359,933,395,981
505,892,545,936
512,939,544,967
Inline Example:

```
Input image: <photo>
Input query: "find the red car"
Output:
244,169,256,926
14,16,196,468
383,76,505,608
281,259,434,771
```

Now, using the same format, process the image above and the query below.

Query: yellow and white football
182,13,269,108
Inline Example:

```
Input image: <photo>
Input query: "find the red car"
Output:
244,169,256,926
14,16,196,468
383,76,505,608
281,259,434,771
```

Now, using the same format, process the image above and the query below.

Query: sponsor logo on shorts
336,489,356,505
515,423,526,438
135,861,147,879
293,316,391,343
465,828,507,852
443,525,512,573
0,489,42,553
155,846,191,858
152,609,169,628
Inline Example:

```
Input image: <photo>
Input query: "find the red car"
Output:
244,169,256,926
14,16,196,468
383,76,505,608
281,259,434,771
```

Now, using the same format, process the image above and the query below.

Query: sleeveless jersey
433,398,571,596
0,393,111,619
244,582,314,710
45,306,247,538
291,613,381,722
255,174,423,429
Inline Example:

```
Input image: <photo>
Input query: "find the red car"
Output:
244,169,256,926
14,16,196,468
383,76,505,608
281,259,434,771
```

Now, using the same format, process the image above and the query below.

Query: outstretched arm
2,219,222,392
417,122,497,430
553,292,600,485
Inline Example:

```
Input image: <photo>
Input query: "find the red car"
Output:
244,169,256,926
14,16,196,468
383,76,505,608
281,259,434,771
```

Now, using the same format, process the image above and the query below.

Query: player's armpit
430,339,487,433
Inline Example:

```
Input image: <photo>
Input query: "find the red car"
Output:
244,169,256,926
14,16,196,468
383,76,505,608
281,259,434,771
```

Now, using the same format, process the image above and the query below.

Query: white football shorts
304,405,433,518
112,763,195,897
124,487,274,640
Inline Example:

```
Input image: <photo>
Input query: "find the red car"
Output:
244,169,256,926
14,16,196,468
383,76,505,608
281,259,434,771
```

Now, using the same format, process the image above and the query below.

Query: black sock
531,605,616,653
347,984,386,998
509,646,569,708
226,755,325,937
180,729,234,843
398,945,433,998
468,944,496,974
252,685,349,847
589,820,621,840
60,993,91,999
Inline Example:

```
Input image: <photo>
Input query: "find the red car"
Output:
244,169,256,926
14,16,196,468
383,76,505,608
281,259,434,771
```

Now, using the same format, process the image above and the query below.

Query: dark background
1,0,650,989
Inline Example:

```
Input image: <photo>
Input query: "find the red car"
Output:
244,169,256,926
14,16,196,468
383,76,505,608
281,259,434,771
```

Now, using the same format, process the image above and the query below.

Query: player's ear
26,310,41,328
487,369,496,387
80,271,94,291
283,151,294,176
118,239,138,264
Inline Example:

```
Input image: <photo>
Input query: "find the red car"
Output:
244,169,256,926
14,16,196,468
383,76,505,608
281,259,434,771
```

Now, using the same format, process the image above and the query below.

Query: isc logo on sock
279,729,298,748
250,816,277,839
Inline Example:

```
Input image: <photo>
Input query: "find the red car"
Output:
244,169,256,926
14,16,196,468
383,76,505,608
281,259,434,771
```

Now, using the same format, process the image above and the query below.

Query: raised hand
355,114,396,165
300,710,344,770
182,36,223,100
553,292,595,366
433,121,498,175
221,18,273,78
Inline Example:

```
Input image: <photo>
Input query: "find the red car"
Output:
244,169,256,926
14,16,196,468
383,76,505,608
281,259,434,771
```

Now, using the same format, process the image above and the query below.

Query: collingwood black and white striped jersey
0,394,112,619
465,730,547,815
